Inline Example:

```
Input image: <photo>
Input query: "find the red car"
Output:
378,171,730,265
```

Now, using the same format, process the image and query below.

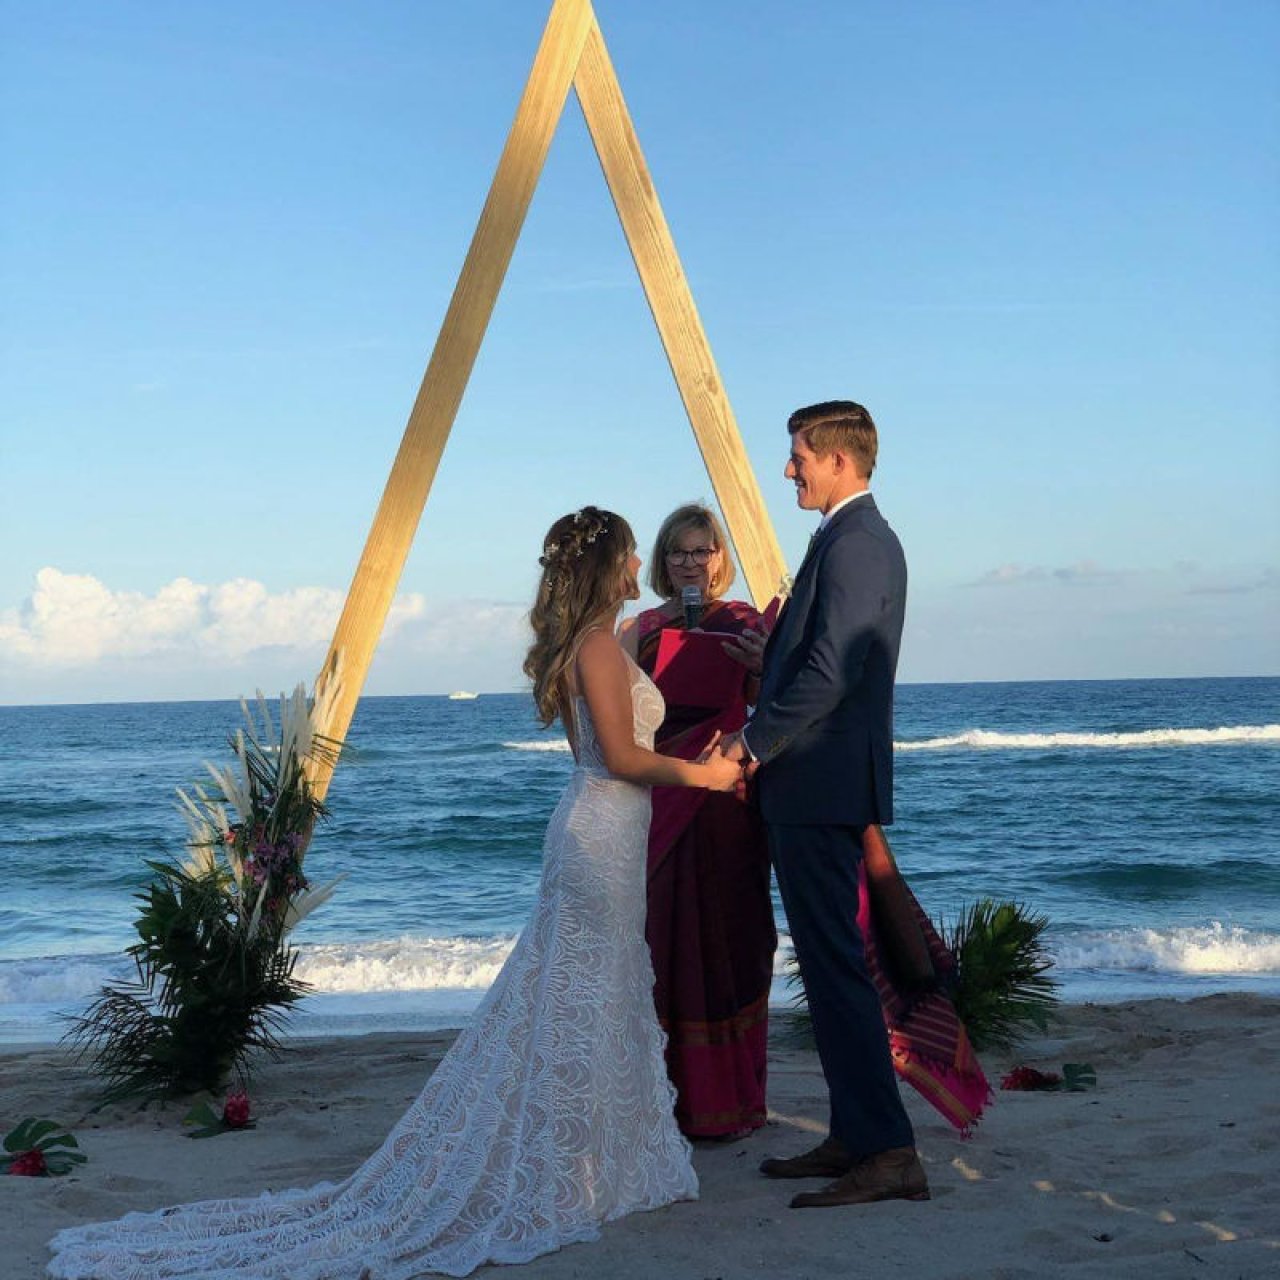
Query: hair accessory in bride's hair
573,508,609,547
539,508,613,590
538,541,564,590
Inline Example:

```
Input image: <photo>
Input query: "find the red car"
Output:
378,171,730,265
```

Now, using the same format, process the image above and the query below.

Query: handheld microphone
681,585,703,630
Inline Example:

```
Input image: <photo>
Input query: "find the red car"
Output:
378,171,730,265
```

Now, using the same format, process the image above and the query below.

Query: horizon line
3,671,1277,711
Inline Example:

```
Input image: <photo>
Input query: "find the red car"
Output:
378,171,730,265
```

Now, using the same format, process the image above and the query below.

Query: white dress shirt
818,487,871,532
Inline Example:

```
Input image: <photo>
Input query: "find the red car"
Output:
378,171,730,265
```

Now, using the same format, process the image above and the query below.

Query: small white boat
448,690,479,701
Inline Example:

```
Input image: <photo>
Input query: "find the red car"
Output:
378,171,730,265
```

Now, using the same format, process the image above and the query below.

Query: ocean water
1,677,1277,1044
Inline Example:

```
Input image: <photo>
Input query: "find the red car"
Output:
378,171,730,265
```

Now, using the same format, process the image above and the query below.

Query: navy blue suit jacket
746,494,906,827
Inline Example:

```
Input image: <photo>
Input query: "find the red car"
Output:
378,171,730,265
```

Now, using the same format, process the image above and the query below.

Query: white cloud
905,560,1280,682
968,563,1046,586
0,569,528,703
968,560,1130,588
969,560,1280,596
1185,567,1280,596
0,568,369,665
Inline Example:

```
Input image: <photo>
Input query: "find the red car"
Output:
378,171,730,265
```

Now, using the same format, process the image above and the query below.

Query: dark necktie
773,525,823,629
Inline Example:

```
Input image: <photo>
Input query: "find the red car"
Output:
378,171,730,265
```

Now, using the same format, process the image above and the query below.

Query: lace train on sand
49,663,695,1279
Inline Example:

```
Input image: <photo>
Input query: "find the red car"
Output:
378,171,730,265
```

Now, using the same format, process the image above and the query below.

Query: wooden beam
573,17,785,608
307,0,594,799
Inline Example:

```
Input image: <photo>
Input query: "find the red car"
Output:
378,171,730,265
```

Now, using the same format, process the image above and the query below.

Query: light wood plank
573,18,785,608
307,0,594,799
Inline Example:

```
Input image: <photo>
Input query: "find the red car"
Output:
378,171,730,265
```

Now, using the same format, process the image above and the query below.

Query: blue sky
2,0,1277,703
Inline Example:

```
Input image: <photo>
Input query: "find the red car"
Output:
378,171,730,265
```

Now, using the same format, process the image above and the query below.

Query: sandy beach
3,994,1277,1280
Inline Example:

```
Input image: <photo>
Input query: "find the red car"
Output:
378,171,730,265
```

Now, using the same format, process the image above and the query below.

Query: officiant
619,503,776,1140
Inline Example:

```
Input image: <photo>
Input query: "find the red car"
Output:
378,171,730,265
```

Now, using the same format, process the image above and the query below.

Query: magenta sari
636,600,776,1138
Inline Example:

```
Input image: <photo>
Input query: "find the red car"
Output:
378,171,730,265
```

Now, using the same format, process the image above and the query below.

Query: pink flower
8,1149,48,1176
222,1091,251,1129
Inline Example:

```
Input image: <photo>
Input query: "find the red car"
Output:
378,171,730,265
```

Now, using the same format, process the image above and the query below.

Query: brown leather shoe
789,1146,930,1208
759,1136,854,1180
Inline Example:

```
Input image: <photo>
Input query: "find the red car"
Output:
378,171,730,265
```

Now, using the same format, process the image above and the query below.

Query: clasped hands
692,620,768,792
695,729,759,787
718,730,759,780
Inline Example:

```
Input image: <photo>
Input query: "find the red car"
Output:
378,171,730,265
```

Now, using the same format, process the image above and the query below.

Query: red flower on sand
222,1091,251,1129
1001,1066,1062,1091
185,1091,257,1137
4,1118,86,1175
8,1149,49,1176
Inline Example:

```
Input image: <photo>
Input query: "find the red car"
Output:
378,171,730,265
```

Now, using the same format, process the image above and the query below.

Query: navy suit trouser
768,822,914,1158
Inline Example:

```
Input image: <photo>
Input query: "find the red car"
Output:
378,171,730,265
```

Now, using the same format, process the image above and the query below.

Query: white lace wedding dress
49,660,696,1279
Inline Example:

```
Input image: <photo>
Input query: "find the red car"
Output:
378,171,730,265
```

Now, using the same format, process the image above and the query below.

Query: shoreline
9,971,1280,1053
4,993,1277,1278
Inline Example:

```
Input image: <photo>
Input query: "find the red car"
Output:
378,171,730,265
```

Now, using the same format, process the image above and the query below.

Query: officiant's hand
721,627,767,676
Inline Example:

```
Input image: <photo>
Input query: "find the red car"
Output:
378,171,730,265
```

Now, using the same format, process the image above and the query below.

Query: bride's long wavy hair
524,506,637,726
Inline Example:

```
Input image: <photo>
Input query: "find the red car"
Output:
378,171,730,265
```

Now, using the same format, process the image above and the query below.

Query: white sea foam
505,726,1280,755
895,724,1280,752
1053,923,1280,975
294,936,517,993
0,956,128,1004
0,937,520,1010
6,923,1277,1026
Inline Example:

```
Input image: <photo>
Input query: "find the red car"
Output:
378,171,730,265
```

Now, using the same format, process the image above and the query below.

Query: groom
723,400,928,1209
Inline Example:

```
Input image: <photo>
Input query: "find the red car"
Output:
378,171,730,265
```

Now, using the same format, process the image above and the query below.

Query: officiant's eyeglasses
665,547,716,565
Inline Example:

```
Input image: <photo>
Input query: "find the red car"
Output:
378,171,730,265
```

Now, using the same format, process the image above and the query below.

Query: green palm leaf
946,899,1059,1051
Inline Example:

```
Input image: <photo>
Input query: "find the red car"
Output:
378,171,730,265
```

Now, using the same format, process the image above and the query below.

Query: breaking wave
895,724,1280,752
1053,923,1280,975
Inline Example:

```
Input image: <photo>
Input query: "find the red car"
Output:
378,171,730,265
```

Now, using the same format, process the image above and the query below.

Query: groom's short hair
788,401,878,477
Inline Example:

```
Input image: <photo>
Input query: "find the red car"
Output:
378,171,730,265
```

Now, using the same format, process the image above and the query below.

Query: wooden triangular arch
309,0,784,799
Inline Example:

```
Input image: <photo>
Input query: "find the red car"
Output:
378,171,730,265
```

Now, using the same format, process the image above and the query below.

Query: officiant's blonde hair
525,506,638,727
647,503,736,600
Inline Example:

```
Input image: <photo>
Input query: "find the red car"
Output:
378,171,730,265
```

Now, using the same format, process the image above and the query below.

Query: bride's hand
695,731,724,764
700,747,744,792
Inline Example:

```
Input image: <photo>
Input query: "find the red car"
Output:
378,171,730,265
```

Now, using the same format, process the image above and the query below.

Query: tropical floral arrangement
66,680,344,1104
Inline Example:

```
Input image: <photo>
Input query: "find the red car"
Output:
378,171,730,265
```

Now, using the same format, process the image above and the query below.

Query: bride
49,506,743,1280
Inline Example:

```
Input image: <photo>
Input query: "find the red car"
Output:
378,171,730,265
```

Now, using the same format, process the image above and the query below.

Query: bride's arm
576,630,739,790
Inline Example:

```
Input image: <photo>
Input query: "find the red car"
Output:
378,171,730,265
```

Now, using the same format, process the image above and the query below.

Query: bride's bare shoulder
575,628,631,688
615,615,640,658
577,626,624,664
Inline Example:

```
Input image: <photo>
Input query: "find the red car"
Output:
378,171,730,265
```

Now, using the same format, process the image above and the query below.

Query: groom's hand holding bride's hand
719,731,754,770
697,731,746,791
717,731,758,801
